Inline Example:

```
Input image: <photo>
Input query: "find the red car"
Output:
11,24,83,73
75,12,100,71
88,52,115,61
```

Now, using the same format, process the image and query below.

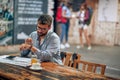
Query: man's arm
20,38,33,57
20,43,32,57
30,35,60,61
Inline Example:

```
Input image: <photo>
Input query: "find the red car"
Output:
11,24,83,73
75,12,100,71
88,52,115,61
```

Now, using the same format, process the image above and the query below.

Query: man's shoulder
48,31,59,38
30,31,37,35
29,31,37,37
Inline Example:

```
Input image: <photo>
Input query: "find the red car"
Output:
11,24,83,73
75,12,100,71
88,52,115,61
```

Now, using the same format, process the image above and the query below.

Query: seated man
20,14,63,65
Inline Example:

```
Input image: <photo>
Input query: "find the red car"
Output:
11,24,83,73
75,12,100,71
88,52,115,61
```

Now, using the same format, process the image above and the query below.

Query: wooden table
0,61,117,80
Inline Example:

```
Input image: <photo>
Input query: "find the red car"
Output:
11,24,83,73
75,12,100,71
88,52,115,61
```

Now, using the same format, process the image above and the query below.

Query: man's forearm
30,46,38,53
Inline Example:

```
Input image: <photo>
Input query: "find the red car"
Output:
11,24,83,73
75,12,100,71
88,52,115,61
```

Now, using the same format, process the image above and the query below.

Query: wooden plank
87,64,94,72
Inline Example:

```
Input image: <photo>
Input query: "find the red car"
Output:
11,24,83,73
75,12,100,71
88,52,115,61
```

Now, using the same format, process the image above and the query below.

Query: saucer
30,66,42,70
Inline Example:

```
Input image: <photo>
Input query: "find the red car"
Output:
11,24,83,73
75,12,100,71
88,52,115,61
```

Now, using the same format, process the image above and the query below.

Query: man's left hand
20,43,32,50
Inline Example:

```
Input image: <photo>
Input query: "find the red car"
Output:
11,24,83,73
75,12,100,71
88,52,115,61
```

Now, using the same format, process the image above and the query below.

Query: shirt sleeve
20,32,34,57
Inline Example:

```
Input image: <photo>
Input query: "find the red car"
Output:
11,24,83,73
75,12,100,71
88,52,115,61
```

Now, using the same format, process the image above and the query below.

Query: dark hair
68,2,72,5
67,2,72,7
38,14,52,27
80,3,88,10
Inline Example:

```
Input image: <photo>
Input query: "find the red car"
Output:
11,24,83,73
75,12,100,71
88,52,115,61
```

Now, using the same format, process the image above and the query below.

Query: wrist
30,46,37,53
29,45,33,50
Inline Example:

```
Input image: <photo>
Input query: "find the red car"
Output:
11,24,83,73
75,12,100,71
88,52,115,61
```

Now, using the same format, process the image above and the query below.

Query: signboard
14,0,48,44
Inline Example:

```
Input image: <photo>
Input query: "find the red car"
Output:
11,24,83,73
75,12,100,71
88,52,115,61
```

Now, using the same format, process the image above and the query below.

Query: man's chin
39,35,45,37
38,34,46,37
37,32,47,37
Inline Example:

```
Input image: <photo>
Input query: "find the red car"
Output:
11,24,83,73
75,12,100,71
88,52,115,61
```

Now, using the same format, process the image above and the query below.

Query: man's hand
20,38,37,53
25,38,33,45
20,43,31,51
20,38,33,51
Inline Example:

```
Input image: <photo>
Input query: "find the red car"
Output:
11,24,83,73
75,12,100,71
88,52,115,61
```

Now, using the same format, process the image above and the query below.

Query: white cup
31,63,41,69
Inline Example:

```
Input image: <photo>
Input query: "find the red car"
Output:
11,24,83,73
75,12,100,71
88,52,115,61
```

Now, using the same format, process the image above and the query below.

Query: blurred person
7,8,13,21
76,3,92,50
2,6,13,21
0,5,2,18
60,2,72,49
2,6,8,18
20,14,63,65
55,1,64,36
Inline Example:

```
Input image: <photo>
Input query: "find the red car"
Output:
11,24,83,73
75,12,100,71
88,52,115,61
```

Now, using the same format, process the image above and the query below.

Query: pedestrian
20,14,63,65
60,2,72,49
55,1,64,36
76,3,92,50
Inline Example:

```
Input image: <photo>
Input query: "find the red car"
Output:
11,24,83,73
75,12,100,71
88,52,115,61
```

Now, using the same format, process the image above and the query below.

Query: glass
31,55,38,65
37,27,48,31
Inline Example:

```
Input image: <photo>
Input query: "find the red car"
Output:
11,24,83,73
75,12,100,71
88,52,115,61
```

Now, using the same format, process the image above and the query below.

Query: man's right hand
25,38,33,45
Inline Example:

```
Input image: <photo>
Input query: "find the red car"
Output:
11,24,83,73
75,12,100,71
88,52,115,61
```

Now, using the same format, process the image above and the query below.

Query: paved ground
0,44,120,79
61,44,120,79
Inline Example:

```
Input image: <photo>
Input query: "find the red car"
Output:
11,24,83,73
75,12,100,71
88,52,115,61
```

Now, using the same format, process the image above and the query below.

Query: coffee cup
31,63,41,69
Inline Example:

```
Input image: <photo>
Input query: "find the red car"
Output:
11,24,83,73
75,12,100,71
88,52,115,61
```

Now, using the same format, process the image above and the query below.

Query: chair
69,53,81,67
73,60,106,75
60,51,72,66
60,52,81,67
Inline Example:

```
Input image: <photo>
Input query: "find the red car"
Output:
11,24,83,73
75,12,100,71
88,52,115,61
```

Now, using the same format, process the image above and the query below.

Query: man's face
37,24,50,37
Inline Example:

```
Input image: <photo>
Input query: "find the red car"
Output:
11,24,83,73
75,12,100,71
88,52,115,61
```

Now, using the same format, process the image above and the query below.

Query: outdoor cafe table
0,56,117,80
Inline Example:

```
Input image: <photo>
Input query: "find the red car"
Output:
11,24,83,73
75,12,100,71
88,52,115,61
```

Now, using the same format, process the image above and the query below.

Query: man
20,14,63,65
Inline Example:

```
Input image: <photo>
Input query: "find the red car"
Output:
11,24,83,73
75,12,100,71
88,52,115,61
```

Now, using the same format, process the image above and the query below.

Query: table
0,58,117,80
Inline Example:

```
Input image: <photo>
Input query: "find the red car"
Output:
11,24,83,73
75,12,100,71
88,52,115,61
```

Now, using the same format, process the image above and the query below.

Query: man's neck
38,36,45,41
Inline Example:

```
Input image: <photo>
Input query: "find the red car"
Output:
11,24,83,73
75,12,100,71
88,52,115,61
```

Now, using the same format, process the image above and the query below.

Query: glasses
36,27,48,31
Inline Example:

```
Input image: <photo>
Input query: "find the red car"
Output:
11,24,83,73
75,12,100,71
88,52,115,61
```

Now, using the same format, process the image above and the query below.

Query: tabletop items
31,54,38,65
30,54,42,70
0,55,42,70
30,63,42,70
0,55,117,80
0,55,31,67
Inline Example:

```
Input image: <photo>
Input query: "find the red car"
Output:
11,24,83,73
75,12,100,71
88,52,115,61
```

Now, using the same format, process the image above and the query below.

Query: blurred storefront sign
13,0,48,44
0,0,13,45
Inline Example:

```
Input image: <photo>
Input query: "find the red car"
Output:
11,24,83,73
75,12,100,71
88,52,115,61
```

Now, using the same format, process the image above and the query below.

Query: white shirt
62,6,71,17
78,11,85,21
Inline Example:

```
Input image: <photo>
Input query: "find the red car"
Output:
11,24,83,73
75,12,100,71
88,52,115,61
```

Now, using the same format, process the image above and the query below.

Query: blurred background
0,0,120,46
